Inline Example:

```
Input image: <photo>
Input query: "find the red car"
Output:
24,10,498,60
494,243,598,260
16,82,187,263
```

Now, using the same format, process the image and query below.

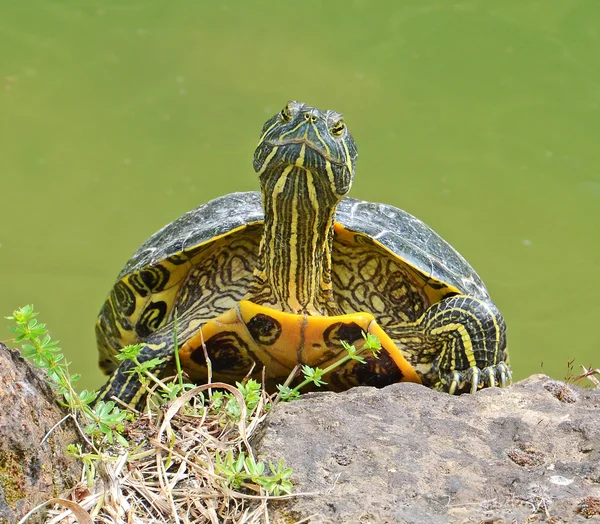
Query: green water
2,1,599,391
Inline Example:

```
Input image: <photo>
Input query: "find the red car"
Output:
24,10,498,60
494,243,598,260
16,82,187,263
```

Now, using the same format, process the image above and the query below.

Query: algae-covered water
1,1,599,391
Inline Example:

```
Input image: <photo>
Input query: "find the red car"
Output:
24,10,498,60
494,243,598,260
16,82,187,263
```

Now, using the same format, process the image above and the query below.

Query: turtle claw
441,362,512,395
448,372,461,395
499,369,507,388
469,367,480,394
493,362,512,389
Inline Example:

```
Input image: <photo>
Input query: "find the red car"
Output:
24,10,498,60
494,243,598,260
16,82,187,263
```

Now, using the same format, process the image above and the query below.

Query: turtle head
249,102,358,314
253,101,358,201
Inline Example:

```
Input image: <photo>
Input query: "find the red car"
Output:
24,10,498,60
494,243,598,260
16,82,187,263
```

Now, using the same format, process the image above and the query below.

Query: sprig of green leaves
215,449,293,496
277,331,382,401
7,305,129,446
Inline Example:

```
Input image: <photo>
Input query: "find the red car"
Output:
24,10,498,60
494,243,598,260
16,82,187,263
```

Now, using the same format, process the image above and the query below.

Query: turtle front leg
95,342,173,409
417,294,511,393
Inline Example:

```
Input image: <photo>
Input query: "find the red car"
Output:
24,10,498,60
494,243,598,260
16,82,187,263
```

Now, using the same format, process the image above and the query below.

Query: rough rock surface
255,375,600,523
0,342,82,524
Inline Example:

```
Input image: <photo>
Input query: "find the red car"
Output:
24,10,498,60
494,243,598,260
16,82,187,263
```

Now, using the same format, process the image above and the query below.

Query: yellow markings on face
295,143,306,167
309,121,338,190
257,109,346,198
310,121,331,157
341,137,353,178
256,145,280,176
279,120,310,141
257,121,279,147
280,103,293,122
330,118,345,136
324,158,336,190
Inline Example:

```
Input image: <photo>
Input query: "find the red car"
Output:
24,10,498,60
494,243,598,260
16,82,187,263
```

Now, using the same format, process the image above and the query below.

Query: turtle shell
115,192,264,280
96,191,489,373
335,196,489,299
119,191,487,296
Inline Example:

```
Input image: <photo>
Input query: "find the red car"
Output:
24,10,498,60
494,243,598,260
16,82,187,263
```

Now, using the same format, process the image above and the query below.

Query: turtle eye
280,104,293,123
331,119,345,137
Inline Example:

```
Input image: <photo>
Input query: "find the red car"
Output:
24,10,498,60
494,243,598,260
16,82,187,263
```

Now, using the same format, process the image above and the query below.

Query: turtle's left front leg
413,294,511,393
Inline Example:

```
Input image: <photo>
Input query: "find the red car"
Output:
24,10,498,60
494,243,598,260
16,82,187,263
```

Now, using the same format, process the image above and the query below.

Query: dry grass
574,365,600,390
24,354,600,523
40,380,299,524
569,366,600,390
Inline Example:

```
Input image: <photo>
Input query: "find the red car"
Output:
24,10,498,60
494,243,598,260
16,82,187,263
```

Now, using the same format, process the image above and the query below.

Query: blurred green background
1,1,599,391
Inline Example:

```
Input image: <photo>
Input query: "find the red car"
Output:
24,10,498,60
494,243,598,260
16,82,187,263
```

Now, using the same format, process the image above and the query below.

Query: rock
255,375,600,523
0,343,82,524
2,341,598,523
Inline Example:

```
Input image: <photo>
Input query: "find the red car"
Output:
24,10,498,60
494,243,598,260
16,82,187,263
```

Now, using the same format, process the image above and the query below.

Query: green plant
211,378,263,422
7,305,129,447
7,305,383,521
215,449,293,496
276,331,382,401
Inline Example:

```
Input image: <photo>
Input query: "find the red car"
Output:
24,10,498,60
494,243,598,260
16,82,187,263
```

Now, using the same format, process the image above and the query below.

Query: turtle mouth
265,138,346,166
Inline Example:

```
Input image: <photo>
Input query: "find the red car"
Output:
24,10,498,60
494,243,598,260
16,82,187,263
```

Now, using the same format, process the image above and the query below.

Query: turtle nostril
304,111,317,123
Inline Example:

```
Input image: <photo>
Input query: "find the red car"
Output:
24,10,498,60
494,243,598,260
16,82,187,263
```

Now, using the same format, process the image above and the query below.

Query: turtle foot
439,362,512,394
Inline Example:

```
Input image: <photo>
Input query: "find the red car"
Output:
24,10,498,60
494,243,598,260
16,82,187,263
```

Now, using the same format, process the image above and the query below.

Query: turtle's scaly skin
96,102,510,406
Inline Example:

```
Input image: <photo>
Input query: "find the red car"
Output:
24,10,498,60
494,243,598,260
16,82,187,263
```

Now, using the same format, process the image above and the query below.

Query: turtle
96,101,510,407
